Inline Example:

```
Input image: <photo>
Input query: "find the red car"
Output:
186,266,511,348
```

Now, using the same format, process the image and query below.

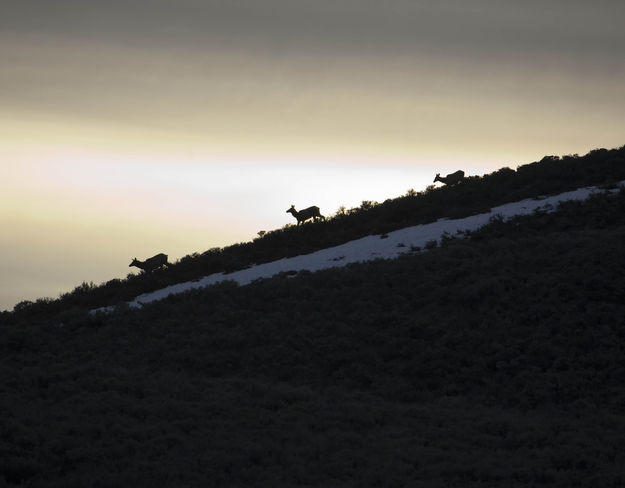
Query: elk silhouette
286,205,325,225
129,253,169,273
434,170,465,186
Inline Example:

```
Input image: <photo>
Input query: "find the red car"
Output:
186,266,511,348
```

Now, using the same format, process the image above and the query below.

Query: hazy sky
2,0,625,310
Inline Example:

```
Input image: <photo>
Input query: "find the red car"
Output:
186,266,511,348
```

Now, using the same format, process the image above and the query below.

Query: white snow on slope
92,183,622,314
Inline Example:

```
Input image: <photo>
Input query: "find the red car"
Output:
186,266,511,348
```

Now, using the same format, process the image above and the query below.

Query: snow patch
92,184,622,314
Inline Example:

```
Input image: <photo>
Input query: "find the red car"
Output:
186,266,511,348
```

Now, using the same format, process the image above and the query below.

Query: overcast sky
2,0,625,310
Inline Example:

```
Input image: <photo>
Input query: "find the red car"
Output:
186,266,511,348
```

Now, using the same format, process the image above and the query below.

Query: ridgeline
1,146,625,486
8,145,625,318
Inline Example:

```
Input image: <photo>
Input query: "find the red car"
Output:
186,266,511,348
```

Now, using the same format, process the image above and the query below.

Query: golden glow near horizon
2,0,625,310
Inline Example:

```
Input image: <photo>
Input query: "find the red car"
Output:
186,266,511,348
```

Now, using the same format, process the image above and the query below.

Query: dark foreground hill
2,187,625,486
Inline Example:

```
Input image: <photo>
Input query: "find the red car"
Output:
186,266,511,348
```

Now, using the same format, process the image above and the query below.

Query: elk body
434,170,465,186
129,253,169,273
286,205,325,225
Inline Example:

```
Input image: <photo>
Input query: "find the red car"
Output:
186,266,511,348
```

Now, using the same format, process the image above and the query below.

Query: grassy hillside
2,175,625,485
6,145,625,317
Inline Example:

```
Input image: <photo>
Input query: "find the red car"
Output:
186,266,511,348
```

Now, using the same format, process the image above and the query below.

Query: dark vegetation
1,146,625,486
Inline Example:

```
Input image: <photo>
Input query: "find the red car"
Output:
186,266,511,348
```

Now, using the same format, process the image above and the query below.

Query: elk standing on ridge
434,170,465,186
286,205,325,225
129,253,169,273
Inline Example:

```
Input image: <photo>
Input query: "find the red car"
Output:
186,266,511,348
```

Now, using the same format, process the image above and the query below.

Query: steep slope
8,145,625,318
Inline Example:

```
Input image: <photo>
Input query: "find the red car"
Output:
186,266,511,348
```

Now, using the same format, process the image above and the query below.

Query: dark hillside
2,189,625,486
8,145,625,316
